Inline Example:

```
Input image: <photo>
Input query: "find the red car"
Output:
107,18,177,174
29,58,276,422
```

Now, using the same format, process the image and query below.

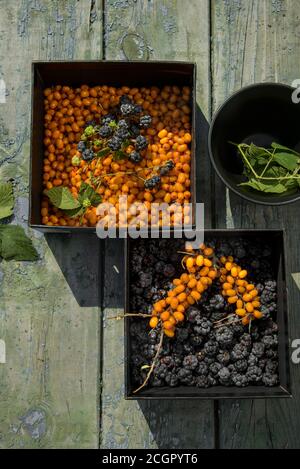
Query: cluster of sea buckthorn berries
219,256,262,325
149,244,218,337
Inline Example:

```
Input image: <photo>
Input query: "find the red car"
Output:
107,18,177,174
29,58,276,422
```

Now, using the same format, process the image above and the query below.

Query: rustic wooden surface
0,0,300,449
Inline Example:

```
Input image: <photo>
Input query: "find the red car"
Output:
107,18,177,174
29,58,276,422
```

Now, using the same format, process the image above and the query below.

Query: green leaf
0,225,38,261
114,150,127,161
273,152,299,171
78,182,102,207
0,182,14,220
46,187,81,210
271,142,300,155
239,179,287,193
96,148,110,158
63,207,85,218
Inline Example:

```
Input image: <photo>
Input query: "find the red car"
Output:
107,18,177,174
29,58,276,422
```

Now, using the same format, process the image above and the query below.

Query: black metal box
125,229,291,399
29,61,196,233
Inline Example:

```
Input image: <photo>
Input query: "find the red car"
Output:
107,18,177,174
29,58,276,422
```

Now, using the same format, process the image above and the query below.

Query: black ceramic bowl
209,82,300,205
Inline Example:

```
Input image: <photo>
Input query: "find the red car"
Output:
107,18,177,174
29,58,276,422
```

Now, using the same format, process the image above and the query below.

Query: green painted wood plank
0,0,103,449
101,0,215,450
212,0,300,448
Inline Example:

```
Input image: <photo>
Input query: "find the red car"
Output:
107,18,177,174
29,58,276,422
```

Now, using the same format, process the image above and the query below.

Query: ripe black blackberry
252,342,265,357
102,114,115,125
176,328,189,343
98,125,112,138
194,317,212,336
130,124,140,137
82,148,94,161
137,271,152,288
240,333,252,350
190,334,203,348
195,376,210,388
77,141,86,151
216,327,234,348
187,306,201,324
262,372,279,386
183,354,198,370
247,365,263,383
231,343,250,362
197,362,209,376
135,135,148,151
128,151,142,163
231,372,249,387
234,359,248,373
119,95,132,105
218,367,231,385
108,136,122,151
262,335,278,349
159,160,175,175
217,350,231,366
177,368,193,384
165,372,178,387
209,362,222,377
120,103,135,116
144,175,161,190
265,360,278,374
163,264,176,278
204,340,218,357
139,114,152,128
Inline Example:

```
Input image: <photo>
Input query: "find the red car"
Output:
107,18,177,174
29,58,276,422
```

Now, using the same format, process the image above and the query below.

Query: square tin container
29,61,196,233
124,229,291,399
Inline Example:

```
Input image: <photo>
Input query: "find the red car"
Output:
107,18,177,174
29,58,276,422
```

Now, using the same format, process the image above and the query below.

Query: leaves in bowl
232,142,300,195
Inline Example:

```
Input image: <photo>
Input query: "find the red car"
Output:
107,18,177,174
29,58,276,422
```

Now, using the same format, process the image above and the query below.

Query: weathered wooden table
0,0,299,449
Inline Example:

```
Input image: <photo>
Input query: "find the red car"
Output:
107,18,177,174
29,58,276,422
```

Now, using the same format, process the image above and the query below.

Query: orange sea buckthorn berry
239,270,248,279
252,300,261,308
246,284,255,291
190,290,201,301
174,311,185,322
245,302,254,313
160,311,170,321
223,282,232,291
178,292,187,303
242,316,250,326
253,310,263,319
225,262,232,271
163,320,174,330
228,296,238,304
236,308,246,317
164,329,175,338
188,278,197,289
242,293,252,303
149,316,159,329
237,299,244,309
226,275,235,284
231,267,238,278
203,247,214,257
250,289,259,298
204,258,212,267
226,289,237,297
186,257,195,269
196,255,204,267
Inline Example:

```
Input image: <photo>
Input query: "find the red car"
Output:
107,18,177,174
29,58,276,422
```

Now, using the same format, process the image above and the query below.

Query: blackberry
240,333,252,350
120,103,135,116
262,373,279,387
197,362,209,376
129,151,142,163
82,148,94,161
135,135,148,151
165,372,178,387
108,136,122,151
187,307,201,324
217,350,231,366
130,124,140,137
134,104,143,114
190,334,203,347
218,367,231,385
209,362,222,377
139,114,152,128
178,368,192,384
152,377,163,387
154,363,168,380
183,343,194,355
204,340,218,357
252,342,265,357
247,365,263,383
207,375,218,386
265,360,278,374
144,176,161,190
163,264,176,278
183,355,198,370
137,271,152,288
194,317,212,336
102,114,115,125
98,125,112,138
115,126,130,140
208,294,225,311
176,328,189,343
234,359,248,373
216,327,234,348
195,376,210,388
232,372,249,387
119,95,132,105
159,160,175,175
77,141,86,151
262,335,278,349
231,343,250,362
265,349,278,359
